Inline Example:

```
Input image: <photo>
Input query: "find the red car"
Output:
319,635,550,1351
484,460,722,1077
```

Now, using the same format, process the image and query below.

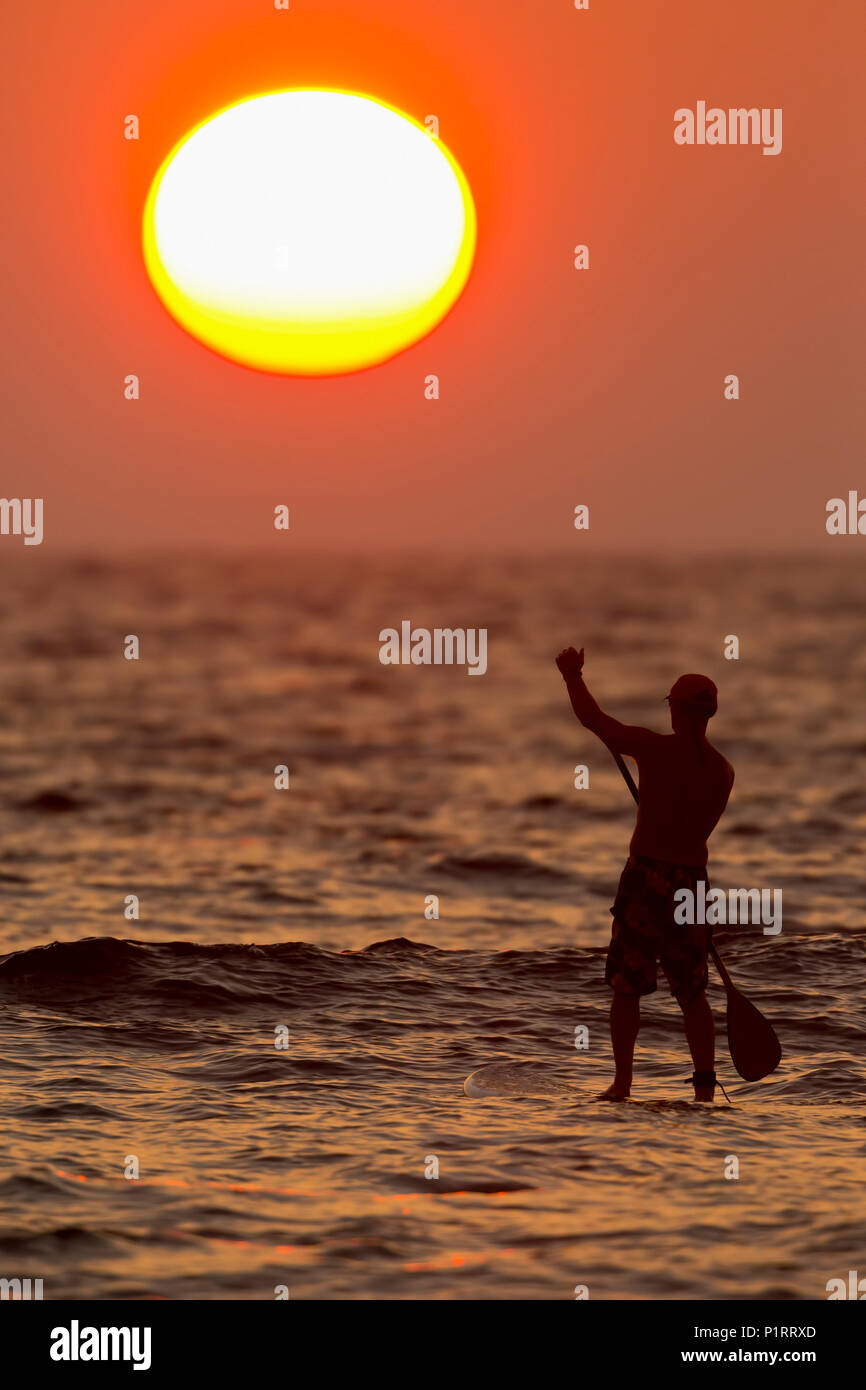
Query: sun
142,89,476,375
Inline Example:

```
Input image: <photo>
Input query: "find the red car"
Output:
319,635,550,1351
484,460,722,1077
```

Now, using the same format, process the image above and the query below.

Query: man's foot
597,1081,630,1101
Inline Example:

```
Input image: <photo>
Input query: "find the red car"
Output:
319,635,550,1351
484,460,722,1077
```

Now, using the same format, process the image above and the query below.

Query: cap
665,674,718,714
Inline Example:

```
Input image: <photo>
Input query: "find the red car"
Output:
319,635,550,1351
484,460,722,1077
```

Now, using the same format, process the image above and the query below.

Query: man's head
666,674,718,732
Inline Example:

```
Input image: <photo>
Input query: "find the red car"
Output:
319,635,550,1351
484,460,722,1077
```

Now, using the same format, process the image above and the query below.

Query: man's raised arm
555,646,653,755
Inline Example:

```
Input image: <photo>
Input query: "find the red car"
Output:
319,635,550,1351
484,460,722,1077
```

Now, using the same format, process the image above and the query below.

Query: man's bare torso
628,732,734,866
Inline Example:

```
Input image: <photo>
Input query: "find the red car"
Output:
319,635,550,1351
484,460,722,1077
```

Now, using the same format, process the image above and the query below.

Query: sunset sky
2,0,863,553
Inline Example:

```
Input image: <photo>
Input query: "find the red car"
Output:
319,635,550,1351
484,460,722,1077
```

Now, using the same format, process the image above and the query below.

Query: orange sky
2,0,863,553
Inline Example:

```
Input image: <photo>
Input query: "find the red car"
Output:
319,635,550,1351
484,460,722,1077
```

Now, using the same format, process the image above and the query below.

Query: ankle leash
683,1069,732,1103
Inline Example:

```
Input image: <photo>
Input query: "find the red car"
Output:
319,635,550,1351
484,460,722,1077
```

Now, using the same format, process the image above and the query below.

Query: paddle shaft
608,748,727,978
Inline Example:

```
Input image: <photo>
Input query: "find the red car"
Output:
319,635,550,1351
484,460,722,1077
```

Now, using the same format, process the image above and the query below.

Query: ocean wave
429,853,574,883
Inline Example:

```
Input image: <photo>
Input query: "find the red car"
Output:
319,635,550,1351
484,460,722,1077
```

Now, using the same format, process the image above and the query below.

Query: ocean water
0,552,864,1300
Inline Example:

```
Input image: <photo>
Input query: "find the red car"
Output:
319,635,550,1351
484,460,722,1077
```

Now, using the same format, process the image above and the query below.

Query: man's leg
598,990,640,1100
679,990,715,1101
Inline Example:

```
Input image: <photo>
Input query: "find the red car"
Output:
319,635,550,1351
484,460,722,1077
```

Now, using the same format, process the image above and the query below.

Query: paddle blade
724,984,782,1081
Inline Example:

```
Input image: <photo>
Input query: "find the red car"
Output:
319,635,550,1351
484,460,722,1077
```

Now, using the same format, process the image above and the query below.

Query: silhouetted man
556,647,734,1102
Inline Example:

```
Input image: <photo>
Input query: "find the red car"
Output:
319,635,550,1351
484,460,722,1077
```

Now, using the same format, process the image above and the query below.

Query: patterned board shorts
605,853,711,1005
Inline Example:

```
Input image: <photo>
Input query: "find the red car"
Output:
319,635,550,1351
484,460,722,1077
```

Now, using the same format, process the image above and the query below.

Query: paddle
607,747,782,1082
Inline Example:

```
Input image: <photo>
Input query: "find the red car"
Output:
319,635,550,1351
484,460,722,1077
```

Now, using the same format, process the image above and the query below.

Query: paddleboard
464,1061,574,1098
464,1062,726,1106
